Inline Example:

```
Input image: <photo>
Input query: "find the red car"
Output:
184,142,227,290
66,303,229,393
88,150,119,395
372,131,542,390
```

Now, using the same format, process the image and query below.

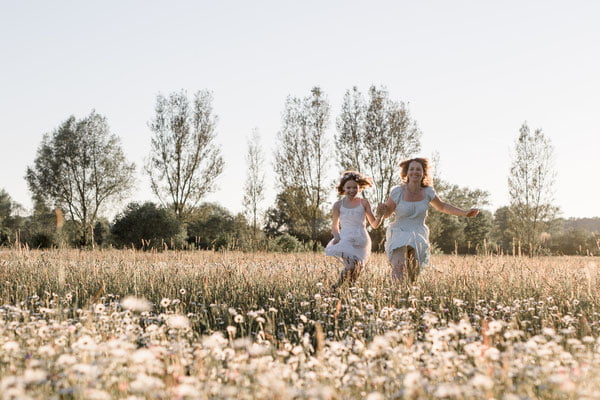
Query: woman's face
407,161,424,183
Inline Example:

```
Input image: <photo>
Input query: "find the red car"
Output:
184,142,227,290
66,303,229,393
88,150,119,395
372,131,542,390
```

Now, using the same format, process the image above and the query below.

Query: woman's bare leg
390,247,408,282
406,248,419,283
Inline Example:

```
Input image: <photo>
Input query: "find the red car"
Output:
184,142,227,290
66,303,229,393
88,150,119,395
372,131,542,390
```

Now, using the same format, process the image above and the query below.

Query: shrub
111,202,185,250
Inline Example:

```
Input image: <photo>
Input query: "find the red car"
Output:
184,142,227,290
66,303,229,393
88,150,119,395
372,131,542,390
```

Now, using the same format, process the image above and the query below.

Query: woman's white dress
325,201,371,263
385,185,436,268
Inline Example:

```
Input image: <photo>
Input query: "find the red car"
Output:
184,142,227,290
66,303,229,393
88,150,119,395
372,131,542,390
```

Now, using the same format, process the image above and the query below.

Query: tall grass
0,249,599,398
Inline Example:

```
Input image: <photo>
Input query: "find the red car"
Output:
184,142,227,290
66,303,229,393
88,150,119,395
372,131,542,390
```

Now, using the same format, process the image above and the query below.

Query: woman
377,158,479,283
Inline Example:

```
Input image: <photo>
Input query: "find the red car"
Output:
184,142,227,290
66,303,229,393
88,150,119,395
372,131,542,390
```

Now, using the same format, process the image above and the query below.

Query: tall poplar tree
508,122,558,255
335,86,422,206
146,89,224,219
243,129,266,239
273,87,331,248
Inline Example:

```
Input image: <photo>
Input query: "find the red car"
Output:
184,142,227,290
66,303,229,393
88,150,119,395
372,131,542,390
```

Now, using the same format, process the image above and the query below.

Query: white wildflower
486,320,504,335
226,325,237,337
84,389,112,400
71,363,101,379
542,327,556,337
131,349,157,364
434,383,462,398
130,373,165,393
453,298,465,306
56,354,77,367
160,298,171,308
2,341,20,354
167,315,190,330
174,384,200,398
484,347,500,361
72,335,97,352
404,371,425,391
202,332,227,349
23,369,47,385
37,345,56,357
470,374,493,390
121,296,152,312
457,319,473,335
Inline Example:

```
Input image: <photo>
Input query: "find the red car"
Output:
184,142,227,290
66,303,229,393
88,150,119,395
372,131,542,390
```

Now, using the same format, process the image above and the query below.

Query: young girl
325,171,382,289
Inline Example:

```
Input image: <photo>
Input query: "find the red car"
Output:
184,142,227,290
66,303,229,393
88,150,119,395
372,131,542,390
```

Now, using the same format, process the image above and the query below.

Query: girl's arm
430,195,479,217
362,199,384,229
330,201,341,244
377,196,397,219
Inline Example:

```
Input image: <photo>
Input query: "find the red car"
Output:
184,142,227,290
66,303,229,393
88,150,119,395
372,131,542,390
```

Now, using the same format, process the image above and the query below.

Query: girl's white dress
385,185,436,268
325,200,371,263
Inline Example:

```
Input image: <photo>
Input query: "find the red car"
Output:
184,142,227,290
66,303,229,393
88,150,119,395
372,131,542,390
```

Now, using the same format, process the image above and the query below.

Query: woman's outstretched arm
430,195,479,217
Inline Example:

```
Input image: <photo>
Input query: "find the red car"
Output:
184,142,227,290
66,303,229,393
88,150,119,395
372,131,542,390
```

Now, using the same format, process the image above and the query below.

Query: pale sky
1,1,599,219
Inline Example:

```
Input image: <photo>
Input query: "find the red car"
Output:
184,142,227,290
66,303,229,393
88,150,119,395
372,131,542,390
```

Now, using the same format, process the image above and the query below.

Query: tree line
1,86,598,256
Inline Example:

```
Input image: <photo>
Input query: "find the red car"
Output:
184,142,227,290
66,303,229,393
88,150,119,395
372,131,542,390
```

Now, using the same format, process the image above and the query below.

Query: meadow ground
0,249,599,399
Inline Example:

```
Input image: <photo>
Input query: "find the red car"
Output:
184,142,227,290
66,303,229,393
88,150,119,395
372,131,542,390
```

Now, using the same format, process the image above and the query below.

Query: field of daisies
1,249,599,399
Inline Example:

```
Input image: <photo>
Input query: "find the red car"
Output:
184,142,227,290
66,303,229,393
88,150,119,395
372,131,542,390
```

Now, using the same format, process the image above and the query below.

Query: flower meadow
1,249,600,399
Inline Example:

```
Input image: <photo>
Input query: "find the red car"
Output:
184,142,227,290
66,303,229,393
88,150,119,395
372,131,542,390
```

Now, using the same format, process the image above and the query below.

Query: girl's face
407,161,424,183
343,180,359,198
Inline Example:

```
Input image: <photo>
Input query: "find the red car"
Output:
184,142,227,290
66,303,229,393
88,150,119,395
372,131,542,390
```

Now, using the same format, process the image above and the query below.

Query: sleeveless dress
384,185,436,268
325,200,371,263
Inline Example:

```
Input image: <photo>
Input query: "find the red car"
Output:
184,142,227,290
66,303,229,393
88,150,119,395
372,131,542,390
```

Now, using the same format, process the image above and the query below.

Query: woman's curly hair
399,157,433,187
336,170,374,195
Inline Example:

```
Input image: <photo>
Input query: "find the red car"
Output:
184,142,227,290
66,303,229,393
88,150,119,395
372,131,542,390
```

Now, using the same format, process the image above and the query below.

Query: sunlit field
1,249,599,399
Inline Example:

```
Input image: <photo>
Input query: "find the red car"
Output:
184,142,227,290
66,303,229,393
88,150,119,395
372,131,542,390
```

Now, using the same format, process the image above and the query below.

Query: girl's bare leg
390,247,408,283
332,257,362,290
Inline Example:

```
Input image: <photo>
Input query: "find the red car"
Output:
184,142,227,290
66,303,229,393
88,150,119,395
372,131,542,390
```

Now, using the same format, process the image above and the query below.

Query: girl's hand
376,203,387,216
466,208,479,217
331,238,340,245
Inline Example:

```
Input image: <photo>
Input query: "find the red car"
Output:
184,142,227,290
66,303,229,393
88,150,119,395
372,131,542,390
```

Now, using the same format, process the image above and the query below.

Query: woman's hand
465,208,479,217
376,203,388,217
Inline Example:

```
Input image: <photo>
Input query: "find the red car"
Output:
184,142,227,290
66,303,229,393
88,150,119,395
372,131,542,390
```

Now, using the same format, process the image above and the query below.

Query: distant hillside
562,217,600,232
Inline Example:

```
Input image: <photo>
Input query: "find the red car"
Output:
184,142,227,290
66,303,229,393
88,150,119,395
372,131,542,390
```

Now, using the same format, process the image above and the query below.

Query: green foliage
187,203,252,250
491,206,513,254
264,187,330,247
15,196,58,249
271,233,303,252
0,189,25,246
111,202,186,250
463,210,494,254
93,218,111,248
